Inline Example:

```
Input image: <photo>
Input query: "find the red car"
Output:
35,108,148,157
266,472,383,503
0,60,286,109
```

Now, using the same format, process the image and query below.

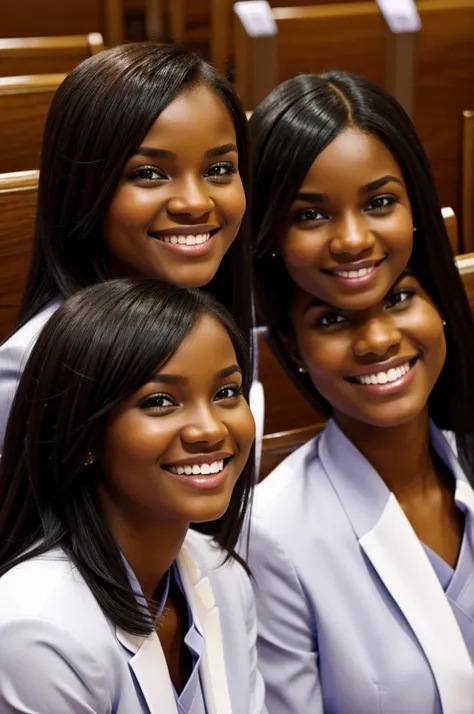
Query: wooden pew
234,0,474,224
0,74,65,173
0,170,38,340
0,0,124,46
0,34,104,77
462,110,474,253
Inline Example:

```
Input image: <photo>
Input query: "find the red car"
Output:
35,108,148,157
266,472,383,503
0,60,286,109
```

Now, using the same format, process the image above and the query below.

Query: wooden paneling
414,0,474,228
0,74,64,173
272,2,384,86
0,0,101,38
0,34,103,77
0,171,38,339
462,110,474,253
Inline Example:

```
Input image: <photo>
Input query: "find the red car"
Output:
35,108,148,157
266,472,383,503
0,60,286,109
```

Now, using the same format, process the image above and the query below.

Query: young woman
250,72,460,411
0,42,259,453
247,131,474,712
0,278,265,714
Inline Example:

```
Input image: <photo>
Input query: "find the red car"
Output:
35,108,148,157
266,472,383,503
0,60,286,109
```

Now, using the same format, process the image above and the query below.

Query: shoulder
253,433,323,522
0,299,63,366
0,548,116,649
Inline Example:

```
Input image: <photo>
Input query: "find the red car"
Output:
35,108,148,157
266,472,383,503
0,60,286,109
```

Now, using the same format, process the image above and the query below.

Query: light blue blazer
0,529,266,714
246,419,474,714
0,301,265,467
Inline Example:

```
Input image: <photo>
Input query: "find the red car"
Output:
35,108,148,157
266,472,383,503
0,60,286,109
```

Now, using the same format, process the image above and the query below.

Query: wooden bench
0,34,104,77
0,0,124,46
0,74,65,173
0,170,38,339
462,110,474,253
234,0,474,231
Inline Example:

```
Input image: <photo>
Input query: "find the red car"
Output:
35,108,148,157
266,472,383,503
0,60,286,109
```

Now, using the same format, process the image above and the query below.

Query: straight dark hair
0,278,254,635
251,71,474,485
16,42,252,348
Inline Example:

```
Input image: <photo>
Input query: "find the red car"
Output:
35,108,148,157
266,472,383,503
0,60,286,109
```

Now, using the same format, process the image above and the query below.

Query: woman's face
281,128,414,310
99,314,255,529
290,272,446,432
104,85,246,287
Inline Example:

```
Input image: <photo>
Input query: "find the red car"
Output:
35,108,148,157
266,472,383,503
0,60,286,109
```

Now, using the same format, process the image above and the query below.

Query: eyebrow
149,364,242,386
293,175,403,204
134,143,238,160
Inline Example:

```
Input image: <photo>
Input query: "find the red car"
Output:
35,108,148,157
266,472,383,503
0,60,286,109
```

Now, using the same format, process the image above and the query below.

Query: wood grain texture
0,170,38,340
0,0,101,38
462,111,474,252
0,34,103,77
0,74,64,173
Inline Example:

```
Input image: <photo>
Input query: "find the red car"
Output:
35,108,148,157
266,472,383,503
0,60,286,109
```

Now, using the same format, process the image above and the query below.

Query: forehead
140,85,237,153
301,128,404,191
160,314,238,376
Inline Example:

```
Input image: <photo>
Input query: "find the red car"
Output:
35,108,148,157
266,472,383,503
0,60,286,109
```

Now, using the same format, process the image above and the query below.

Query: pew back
0,171,38,339
0,74,64,173
0,34,103,77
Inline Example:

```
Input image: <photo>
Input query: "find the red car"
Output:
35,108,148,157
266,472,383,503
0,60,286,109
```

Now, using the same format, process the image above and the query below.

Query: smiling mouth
151,228,219,246
346,357,419,386
163,456,233,476
324,256,386,279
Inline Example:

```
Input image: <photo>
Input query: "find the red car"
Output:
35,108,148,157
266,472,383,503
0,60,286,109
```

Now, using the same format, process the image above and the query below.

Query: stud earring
413,226,417,232
442,319,446,327
271,251,278,258
84,452,95,466
298,366,307,374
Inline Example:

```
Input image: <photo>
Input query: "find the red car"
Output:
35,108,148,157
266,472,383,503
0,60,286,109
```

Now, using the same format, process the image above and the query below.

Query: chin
182,495,233,525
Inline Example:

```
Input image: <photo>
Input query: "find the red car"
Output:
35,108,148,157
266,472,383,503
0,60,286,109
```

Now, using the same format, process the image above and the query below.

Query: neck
334,409,440,502
100,494,189,600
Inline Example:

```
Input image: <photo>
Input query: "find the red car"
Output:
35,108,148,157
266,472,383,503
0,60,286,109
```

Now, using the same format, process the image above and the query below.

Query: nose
353,316,402,359
329,213,375,259
167,176,214,219
180,404,229,447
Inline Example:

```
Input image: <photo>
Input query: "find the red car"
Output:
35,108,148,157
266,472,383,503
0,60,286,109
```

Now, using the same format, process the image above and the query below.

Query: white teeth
158,232,211,246
167,459,225,476
354,361,412,385
334,266,375,279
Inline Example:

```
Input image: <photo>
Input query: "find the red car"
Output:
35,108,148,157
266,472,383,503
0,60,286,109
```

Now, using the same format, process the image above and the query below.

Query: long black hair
0,278,254,634
16,43,252,345
251,71,474,483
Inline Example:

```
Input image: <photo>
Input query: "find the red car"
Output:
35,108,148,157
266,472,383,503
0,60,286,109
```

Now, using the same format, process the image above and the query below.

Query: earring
298,366,307,374
271,251,278,258
84,452,95,466
413,226,417,232
442,319,447,327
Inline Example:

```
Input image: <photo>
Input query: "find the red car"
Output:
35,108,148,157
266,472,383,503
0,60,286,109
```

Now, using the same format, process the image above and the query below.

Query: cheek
221,180,246,225
103,416,172,466
106,186,162,231
228,405,255,458
281,227,326,269
299,335,346,391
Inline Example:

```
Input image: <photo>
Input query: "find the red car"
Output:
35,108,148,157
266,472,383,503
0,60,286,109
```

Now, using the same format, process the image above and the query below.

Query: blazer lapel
116,628,178,714
360,493,474,714
177,544,233,714
319,419,474,714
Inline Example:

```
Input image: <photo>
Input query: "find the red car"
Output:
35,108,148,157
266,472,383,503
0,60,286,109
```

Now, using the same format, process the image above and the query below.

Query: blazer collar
116,541,232,714
319,419,474,713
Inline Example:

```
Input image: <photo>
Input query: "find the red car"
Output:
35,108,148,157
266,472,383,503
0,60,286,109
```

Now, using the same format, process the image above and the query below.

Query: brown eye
139,393,176,410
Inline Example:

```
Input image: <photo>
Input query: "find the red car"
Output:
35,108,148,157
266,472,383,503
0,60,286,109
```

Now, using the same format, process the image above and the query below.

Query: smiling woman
0,43,253,452
0,278,263,714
